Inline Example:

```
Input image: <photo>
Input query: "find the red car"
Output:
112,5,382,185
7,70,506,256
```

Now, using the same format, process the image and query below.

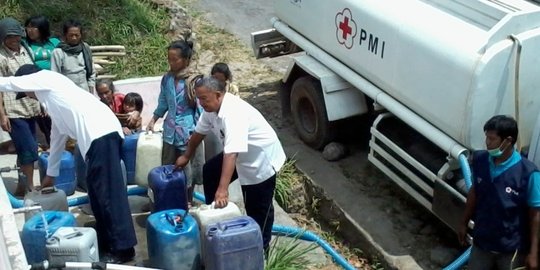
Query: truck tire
290,77,334,149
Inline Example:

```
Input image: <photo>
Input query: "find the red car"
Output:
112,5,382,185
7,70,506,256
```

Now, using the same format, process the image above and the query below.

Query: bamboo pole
92,52,126,57
90,45,125,51
94,59,116,65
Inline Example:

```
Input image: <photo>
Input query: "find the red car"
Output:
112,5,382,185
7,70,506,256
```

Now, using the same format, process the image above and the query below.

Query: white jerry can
189,202,242,265
46,227,99,268
135,131,162,187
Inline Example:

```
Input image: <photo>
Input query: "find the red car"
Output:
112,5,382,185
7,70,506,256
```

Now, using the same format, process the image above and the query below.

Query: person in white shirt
175,76,286,251
0,64,137,264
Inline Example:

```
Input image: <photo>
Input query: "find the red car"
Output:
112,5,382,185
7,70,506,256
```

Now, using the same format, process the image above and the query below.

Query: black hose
30,261,53,270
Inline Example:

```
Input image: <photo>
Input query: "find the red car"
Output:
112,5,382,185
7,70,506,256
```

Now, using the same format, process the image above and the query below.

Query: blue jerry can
22,210,77,264
148,165,188,212
122,132,139,184
205,216,264,270
147,209,201,270
38,151,76,195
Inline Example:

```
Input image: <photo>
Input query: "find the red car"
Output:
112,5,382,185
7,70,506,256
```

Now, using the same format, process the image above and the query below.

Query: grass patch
1,0,170,78
275,159,299,210
1,0,280,81
266,234,318,270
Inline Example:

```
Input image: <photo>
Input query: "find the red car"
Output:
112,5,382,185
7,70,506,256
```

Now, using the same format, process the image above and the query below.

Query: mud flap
432,179,466,233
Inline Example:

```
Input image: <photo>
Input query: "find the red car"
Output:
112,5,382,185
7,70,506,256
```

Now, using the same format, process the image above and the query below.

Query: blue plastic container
205,216,264,270
22,211,77,264
148,165,188,212
122,132,139,184
39,151,76,195
147,209,201,270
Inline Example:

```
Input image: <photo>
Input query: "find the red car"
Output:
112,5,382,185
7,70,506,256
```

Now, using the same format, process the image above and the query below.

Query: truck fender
280,54,370,149
282,54,369,122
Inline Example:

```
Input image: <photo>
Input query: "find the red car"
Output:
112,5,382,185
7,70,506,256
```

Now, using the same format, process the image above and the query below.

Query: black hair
14,64,42,100
211,62,233,82
15,64,42,76
96,78,116,93
62,19,82,36
123,92,143,112
194,76,226,94
483,115,518,144
167,39,194,60
24,15,51,41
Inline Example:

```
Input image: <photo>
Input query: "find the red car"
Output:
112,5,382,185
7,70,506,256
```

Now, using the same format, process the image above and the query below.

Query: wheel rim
298,96,316,134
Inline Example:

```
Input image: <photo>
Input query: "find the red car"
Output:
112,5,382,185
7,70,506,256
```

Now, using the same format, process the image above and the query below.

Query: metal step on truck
251,0,540,233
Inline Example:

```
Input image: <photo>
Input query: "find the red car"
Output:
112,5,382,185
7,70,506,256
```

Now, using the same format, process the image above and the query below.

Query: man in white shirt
175,76,286,251
0,64,137,263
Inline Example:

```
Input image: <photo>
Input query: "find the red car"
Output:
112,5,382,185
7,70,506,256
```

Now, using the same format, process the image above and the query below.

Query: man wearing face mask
458,115,540,270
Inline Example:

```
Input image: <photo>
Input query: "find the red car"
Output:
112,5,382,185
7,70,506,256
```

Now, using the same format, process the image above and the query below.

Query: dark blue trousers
203,152,276,250
86,132,137,251
9,118,38,165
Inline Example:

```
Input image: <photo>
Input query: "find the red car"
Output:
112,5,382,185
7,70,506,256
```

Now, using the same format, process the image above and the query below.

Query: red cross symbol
339,16,352,39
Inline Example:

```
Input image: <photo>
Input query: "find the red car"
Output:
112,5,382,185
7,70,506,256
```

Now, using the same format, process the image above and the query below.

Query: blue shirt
153,73,202,149
488,150,540,207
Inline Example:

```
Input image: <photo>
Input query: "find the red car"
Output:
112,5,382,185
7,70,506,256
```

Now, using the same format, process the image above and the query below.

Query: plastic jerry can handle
50,229,83,240
163,166,174,176
65,230,83,239
209,201,226,209
142,131,153,140
41,186,58,194
222,219,249,231
144,130,160,139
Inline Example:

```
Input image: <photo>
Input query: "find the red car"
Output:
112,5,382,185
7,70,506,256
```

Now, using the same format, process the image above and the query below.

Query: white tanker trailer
252,0,540,231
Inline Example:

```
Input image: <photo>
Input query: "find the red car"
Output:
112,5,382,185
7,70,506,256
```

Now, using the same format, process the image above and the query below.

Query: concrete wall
0,179,29,270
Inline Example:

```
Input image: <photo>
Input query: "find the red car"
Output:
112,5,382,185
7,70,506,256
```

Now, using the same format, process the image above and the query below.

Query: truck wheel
290,77,334,149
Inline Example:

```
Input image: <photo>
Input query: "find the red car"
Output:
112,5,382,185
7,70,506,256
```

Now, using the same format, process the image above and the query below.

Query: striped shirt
0,44,40,118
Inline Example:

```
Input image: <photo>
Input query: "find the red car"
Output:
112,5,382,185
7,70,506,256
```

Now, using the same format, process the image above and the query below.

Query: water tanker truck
251,0,540,232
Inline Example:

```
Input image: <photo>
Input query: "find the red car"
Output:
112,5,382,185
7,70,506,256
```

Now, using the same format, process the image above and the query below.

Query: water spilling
23,198,40,221
40,211,50,238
